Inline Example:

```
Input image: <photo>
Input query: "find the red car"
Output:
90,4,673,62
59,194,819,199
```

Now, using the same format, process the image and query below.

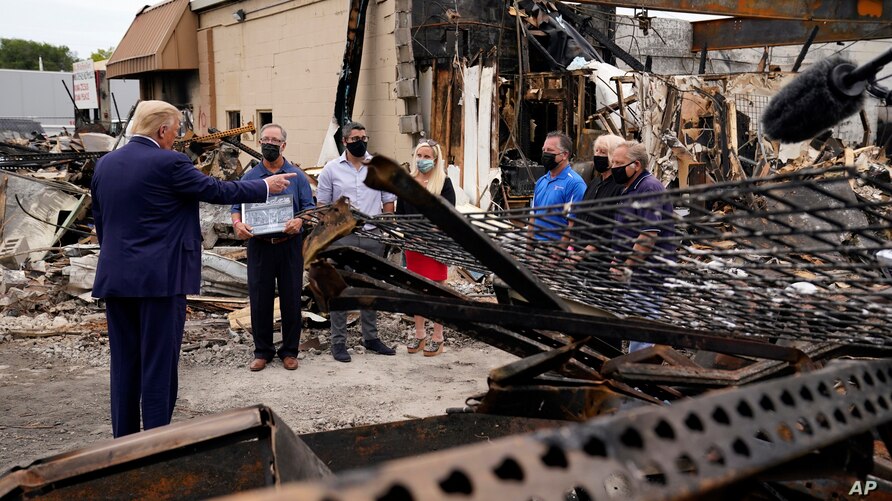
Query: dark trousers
106,295,187,438
247,235,304,361
328,232,385,345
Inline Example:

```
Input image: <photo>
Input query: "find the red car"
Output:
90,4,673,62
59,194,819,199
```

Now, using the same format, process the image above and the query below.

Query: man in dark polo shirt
609,141,677,352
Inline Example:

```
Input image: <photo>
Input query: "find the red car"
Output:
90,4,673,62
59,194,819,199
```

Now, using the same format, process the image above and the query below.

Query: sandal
407,337,426,354
423,339,444,357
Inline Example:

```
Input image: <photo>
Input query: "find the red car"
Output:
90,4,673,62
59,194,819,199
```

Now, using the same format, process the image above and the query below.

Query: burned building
103,0,892,212
3,2,892,500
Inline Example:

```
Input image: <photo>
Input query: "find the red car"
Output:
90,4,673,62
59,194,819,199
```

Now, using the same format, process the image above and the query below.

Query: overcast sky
1,0,151,61
0,1,718,63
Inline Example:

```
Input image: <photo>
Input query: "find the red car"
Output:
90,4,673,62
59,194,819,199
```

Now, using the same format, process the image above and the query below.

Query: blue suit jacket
91,136,268,298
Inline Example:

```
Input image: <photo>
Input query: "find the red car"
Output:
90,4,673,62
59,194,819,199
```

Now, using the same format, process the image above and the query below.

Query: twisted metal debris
309,165,892,348
224,358,892,500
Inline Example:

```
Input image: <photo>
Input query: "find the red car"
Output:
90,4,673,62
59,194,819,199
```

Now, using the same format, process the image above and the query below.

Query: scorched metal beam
571,1,892,22
692,19,892,51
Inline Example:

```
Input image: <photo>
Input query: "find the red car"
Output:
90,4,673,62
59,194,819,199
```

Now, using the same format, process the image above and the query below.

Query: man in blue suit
91,100,297,437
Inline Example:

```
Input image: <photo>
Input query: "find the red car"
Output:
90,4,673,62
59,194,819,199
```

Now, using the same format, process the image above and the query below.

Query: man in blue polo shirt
530,131,587,241
609,140,677,352
231,123,315,371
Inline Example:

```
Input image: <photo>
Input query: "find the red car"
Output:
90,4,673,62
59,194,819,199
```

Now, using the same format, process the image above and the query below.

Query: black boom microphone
762,49,892,143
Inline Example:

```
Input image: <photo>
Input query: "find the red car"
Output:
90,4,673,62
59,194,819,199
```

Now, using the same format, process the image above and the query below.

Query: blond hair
409,140,447,195
130,100,180,137
594,134,625,161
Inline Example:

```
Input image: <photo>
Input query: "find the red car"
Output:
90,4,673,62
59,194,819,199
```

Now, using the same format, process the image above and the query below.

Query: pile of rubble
0,123,267,337
0,306,482,379
0,202,491,360
0,117,494,339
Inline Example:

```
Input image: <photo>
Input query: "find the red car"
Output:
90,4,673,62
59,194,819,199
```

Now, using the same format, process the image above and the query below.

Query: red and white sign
72,60,98,109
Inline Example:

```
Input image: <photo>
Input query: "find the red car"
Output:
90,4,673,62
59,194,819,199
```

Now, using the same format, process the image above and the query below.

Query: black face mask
261,143,281,163
611,161,636,184
541,152,559,171
345,140,368,157
593,155,610,173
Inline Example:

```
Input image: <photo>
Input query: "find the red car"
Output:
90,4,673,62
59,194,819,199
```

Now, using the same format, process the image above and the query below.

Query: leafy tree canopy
0,38,77,71
90,47,115,62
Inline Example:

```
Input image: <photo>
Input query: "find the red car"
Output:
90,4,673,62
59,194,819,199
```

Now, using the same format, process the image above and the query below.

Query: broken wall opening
55,210,81,247
523,101,562,163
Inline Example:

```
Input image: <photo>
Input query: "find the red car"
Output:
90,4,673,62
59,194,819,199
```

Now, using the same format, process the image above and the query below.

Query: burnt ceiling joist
576,0,891,22
692,19,892,51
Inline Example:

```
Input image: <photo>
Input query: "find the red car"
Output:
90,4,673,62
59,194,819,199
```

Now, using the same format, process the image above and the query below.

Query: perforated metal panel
303,166,892,348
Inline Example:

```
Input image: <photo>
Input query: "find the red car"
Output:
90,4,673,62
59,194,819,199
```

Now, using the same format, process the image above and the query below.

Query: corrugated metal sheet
107,0,196,78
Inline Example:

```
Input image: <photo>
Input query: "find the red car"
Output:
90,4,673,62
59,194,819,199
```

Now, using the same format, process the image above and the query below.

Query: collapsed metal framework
232,358,892,500
328,164,892,349
290,157,892,498
4,157,892,499
0,122,262,173
0,143,104,171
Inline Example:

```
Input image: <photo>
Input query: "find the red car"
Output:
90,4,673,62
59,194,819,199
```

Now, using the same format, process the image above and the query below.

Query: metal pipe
792,26,820,72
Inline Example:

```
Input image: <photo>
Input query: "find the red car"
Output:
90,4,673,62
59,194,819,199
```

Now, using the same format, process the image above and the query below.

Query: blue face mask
416,159,435,173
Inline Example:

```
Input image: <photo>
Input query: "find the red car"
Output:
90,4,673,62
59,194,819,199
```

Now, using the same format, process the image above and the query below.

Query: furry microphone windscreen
761,57,865,143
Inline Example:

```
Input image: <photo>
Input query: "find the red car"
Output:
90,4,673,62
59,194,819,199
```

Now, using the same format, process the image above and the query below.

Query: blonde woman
572,133,626,241
396,139,455,356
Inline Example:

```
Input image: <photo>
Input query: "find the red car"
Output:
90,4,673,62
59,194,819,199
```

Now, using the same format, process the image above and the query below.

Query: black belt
254,234,297,244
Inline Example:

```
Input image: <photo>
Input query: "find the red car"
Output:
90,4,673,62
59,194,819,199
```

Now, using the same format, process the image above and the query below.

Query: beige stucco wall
195,0,414,168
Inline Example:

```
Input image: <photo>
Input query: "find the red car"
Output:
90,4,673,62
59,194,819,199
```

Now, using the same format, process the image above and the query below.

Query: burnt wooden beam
519,18,566,70
0,174,7,241
554,2,645,71
594,94,637,115
572,0,892,22
698,43,707,74
332,0,370,151
692,19,892,51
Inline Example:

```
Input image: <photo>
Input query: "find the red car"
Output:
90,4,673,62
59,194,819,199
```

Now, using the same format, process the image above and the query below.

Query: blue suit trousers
106,295,187,437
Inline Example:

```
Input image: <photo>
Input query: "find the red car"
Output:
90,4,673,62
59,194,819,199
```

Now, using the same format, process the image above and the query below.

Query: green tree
0,38,77,71
90,46,115,62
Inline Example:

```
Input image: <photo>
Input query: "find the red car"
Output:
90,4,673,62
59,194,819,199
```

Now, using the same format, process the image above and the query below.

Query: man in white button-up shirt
317,122,397,362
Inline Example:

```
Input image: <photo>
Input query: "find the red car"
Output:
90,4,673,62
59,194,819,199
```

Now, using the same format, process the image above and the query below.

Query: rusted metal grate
734,93,771,135
230,358,892,500
309,165,892,348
